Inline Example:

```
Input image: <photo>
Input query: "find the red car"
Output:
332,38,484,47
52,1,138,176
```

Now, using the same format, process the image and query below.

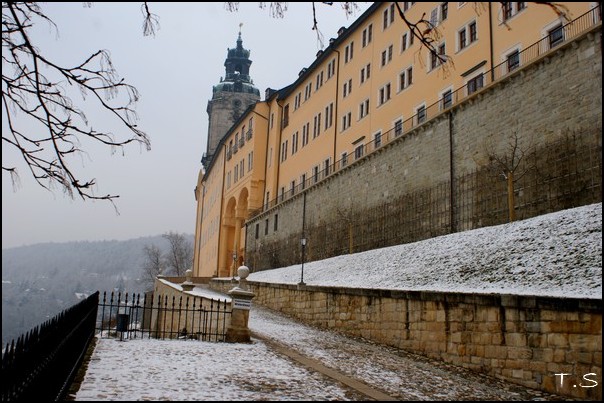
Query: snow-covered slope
248,203,602,299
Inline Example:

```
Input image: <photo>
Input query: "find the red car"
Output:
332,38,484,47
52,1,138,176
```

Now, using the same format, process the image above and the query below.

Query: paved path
73,304,570,401
248,306,567,401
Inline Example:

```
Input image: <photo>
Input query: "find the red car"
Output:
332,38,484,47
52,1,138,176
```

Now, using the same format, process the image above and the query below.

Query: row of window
226,117,254,160
281,103,335,162
254,213,279,238
226,152,254,189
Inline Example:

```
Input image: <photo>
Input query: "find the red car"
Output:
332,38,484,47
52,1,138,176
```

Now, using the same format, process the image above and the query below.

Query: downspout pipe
488,3,495,82
332,48,341,167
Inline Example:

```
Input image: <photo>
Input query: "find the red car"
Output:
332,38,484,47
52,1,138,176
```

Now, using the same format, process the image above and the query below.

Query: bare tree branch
163,231,193,276
2,2,151,204
141,243,165,289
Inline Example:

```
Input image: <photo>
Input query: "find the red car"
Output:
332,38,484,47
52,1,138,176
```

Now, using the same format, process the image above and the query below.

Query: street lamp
232,252,237,280
299,238,307,285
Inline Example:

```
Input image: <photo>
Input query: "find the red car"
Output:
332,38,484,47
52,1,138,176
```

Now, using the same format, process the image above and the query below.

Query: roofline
278,2,381,100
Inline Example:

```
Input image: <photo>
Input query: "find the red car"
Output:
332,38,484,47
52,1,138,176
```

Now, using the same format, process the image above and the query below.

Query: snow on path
74,335,364,401
249,306,568,401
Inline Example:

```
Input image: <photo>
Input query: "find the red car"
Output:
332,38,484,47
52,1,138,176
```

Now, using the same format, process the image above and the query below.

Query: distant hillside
1,234,193,344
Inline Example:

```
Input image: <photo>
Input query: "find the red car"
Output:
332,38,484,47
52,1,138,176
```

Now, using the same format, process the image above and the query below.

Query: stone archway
219,197,237,277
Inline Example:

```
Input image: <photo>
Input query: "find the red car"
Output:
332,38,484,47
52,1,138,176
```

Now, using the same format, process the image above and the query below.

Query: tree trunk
507,171,516,222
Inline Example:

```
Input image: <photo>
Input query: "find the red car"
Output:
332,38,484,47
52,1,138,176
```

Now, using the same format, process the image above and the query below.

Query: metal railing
2,292,99,402
96,291,231,342
250,6,601,220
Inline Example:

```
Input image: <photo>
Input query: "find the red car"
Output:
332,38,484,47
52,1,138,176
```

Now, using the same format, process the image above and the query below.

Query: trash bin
116,313,129,332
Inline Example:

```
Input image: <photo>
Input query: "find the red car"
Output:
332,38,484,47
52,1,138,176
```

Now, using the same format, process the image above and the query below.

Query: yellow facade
194,2,596,277
194,102,270,277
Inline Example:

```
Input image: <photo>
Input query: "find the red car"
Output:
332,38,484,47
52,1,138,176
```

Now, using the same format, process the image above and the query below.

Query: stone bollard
225,265,255,343
181,269,195,291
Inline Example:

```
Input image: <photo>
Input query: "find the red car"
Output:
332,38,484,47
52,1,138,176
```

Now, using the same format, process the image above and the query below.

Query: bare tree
141,244,165,289
483,131,535,222
2,2,151,204
163,231,193,276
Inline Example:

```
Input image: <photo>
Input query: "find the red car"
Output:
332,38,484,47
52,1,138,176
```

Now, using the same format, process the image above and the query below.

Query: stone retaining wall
211,279,601,400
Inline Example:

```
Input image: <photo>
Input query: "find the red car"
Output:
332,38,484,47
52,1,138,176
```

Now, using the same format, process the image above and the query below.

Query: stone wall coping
210,278,602,312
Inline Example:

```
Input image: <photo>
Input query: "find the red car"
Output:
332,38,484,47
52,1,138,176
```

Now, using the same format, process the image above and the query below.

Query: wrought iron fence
249,6,601,220
96,291,231,342
1,292,99,402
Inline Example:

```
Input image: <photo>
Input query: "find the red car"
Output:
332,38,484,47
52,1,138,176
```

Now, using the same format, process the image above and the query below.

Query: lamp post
232,252,237,280
299,237,307,285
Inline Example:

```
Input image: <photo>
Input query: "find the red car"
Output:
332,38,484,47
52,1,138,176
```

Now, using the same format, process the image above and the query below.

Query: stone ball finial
237,265,250,280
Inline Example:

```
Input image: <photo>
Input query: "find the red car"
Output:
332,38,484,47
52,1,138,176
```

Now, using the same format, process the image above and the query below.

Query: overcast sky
2,2,370,249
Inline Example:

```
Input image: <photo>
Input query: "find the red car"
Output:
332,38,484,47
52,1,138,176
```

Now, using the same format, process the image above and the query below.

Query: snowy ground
248,203,602,299
74,306,569,401
73,204,600,400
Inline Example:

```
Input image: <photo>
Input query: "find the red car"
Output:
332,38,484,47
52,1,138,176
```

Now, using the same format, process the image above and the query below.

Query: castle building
193,2,599,278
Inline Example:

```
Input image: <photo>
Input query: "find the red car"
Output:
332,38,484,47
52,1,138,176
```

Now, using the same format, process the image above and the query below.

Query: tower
202,29,260,167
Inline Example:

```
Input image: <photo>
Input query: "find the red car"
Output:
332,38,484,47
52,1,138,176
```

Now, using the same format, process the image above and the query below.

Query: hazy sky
2,2,370,249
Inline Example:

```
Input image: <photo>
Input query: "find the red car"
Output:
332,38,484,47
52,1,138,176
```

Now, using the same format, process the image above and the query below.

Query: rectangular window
469,22,477,42
459,29,467,50
342,112,352,131
325,103,334,130
234,165,239,182
248,151,253,171
383,3,395,29
467,73,484,94
431,43,446,70
292,132,299,154
402,33,408,52
255,223,259,239
502,2,513,20
379,83,391,105
360,63,371,83
274,214,279,231
430,8,438,27
341,152,348,167
304,82,312,101
327,59,336,79
301,173,306,189
290,180,296,196
355,144,364,160
362,24,373,47
313,114,321,138
359,99,370,119
374,131,382,148
282,104,289,128
549,25,564,48
280,140,288,162
315,71,324,90
313,166,320,183
417,105,426,124
302,123,309,147
323,158,331,176
345,41,354,63
394,119,403,136
265,219,269,235
440,2,448,21
294,92,301,110
507,50,520,72
442,89,453,109
382,45,392,67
